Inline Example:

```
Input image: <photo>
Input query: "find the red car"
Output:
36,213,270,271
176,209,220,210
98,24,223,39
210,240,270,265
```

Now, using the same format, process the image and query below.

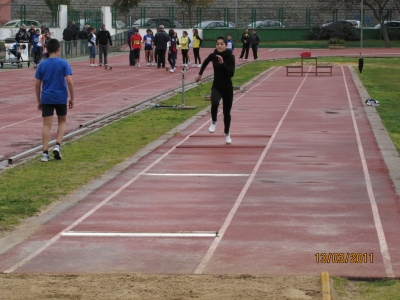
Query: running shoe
239,58,242,61
137,63,140,68
41,153,50,162
224,133,232,144
99,63,102,66
53,145,62,160
209,122,216,133
170,68,175,73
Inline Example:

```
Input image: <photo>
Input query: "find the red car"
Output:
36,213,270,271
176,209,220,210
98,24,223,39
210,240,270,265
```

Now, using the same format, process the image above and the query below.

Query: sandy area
0,273,321,300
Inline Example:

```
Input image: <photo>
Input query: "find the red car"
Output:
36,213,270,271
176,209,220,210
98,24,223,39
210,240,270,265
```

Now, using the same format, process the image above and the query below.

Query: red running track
0,47,398,159
1,64,400,277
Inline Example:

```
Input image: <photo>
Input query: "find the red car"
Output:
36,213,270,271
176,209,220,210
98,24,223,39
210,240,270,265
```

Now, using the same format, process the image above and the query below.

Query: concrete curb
350,67,400,203
321,271,332,300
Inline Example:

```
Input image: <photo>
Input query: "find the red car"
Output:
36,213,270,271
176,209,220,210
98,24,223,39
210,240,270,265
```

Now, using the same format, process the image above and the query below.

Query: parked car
321,20,356,28
115,21,126,28
373,21,400,29
193,20,235,29
132,18,181,28
247,20,285,28
3,19,41,27
346,20,362,28
317,20,359,40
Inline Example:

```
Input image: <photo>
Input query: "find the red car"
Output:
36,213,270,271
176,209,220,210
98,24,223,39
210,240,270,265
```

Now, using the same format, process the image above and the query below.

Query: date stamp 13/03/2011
315,253,373,264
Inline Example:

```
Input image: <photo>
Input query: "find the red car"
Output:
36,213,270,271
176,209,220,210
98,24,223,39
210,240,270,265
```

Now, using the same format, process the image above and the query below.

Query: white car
194,20,235,29
3,19,41,27
373,21,400,29
115,21,126,28
247,20,285,28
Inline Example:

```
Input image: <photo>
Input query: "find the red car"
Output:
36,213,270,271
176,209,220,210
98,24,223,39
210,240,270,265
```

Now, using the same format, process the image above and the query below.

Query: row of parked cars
321,19,400,29
2,18,399,29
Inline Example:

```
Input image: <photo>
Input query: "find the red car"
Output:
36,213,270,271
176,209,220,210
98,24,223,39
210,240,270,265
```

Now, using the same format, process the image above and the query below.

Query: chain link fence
5,4,400,29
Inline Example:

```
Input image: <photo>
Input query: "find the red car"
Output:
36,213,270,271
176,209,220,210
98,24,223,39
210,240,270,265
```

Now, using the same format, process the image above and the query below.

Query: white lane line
0,71,183,131
142,173,250,177
62,232,217,238
194,68,310,274
3,66,281,274
341,66,395,278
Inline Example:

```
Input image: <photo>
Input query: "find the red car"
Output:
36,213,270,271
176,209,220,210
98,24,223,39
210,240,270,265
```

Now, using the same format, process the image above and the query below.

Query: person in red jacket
130,28,142,67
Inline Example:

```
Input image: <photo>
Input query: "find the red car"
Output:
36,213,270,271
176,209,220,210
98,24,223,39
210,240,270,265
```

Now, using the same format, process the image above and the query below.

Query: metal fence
58,31,128,59
7,4,400,29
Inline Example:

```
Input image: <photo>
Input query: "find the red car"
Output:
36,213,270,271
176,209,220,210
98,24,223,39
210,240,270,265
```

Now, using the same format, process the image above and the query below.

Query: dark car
133,18,181,28
317,20,359,40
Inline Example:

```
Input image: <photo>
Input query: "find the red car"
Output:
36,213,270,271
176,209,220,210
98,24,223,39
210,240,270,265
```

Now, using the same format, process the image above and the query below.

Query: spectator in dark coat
71,21,79,47
239,28,251,61
78,27,89,54
96,24,112,66
250,29,260,60
15,24,29,43
153,25,170,68
62,25,74,55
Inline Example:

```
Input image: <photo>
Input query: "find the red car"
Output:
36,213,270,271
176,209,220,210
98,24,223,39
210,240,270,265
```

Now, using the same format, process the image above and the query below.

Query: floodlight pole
235,0,238,28
361,0,364,49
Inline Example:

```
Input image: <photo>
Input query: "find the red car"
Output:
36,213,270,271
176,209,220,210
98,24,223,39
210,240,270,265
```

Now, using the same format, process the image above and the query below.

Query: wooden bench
316,65,333,76
285,66,303,76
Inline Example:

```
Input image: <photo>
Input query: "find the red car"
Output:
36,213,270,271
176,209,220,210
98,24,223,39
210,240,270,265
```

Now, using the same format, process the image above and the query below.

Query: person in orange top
130,29,142,67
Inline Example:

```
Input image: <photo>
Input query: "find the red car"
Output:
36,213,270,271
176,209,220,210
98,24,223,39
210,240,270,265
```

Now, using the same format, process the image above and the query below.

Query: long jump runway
0,51,214,159
1,64,400,278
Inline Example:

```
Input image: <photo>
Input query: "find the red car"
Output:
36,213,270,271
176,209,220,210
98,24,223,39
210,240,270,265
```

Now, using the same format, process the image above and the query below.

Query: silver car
194,20,235,29
247,20,284,28
3,19,41,27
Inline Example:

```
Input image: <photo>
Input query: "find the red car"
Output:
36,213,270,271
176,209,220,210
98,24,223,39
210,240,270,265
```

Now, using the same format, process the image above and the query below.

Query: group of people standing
127,25,203,72
11,24,52,65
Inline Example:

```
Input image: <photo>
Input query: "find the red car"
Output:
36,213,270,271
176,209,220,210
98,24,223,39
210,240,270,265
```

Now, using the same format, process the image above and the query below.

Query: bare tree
332,0,393,47
112,0,141,14
175,0,214,27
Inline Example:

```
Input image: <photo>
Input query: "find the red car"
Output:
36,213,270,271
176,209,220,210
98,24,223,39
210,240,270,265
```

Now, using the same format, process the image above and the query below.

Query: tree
112,0,141,14
332,0,393,47
175,0,214,27
44,0,71,8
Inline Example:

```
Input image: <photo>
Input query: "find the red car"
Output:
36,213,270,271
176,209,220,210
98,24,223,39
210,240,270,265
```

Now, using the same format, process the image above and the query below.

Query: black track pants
210,87,233,134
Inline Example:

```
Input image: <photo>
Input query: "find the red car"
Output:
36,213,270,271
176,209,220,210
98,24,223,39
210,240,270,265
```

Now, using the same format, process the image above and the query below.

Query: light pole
235,0,238,28
361,0,364,49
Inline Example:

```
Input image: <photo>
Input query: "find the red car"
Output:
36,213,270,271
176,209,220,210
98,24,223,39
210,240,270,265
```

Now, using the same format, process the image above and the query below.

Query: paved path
1,59,400,277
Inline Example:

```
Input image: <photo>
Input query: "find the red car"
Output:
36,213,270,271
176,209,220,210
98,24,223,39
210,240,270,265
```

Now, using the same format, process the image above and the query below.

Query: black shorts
42,103,67,117
133,48,140,59
144,45,153,51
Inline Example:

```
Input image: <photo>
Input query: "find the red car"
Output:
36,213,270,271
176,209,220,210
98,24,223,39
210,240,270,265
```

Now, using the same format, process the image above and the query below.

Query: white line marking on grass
62,231,217,238
194,68,310,274
3,67,281,273
341,66,395,278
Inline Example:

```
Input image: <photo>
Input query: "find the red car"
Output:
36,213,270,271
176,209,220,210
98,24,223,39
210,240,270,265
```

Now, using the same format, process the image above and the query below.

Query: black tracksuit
250,33,260,59
199,50,235,134
153,30,170,68
239,31,251,60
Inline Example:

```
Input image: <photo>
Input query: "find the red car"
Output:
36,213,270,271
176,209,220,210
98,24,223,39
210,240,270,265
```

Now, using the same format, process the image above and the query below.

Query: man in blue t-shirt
35,38,75,162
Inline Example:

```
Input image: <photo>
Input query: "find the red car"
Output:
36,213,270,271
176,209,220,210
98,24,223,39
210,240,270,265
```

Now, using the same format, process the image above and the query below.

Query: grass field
0,56,400,297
